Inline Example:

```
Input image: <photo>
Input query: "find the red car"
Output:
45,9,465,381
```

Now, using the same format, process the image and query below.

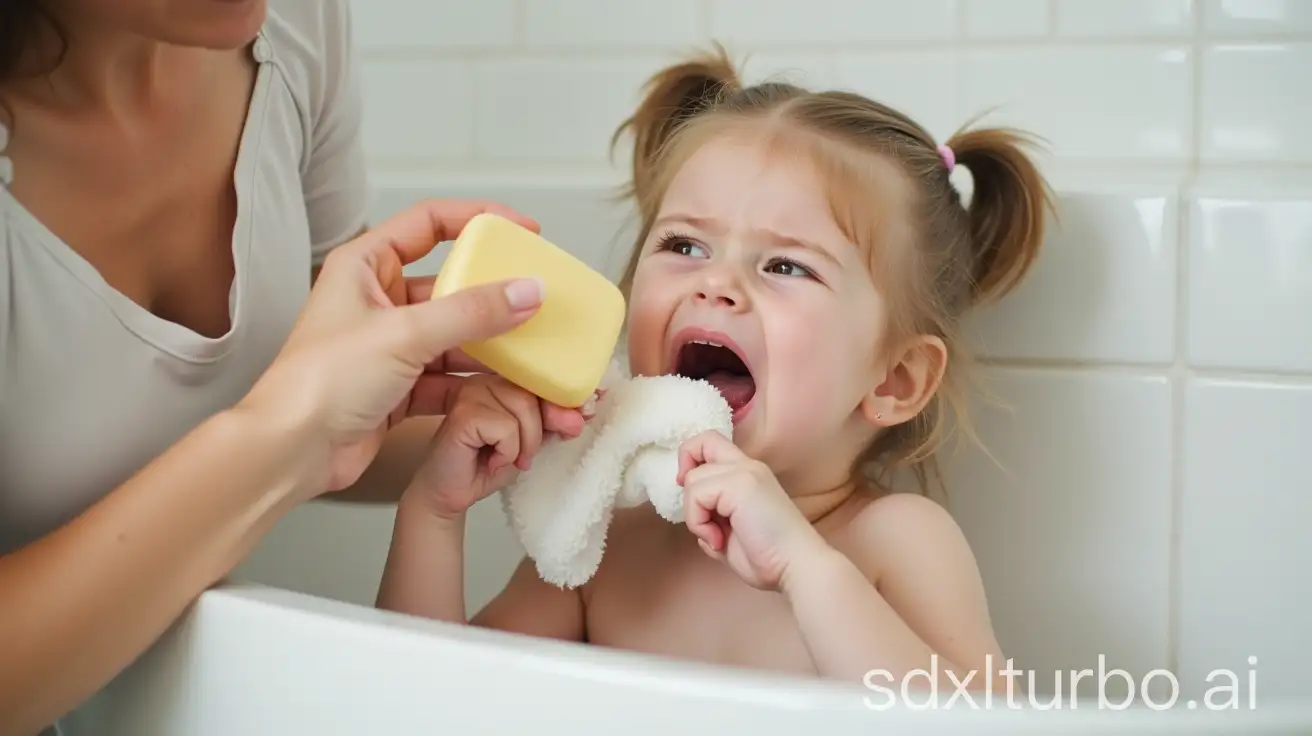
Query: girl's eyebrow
653,212,843,268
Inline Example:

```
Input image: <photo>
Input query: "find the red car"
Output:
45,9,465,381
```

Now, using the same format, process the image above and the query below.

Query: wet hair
610,44,1055,496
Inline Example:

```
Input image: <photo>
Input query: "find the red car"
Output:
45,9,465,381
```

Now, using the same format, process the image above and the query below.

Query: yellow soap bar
430,213,626,408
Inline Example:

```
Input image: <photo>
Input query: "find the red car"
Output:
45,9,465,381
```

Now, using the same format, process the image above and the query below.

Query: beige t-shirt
0,0,370,559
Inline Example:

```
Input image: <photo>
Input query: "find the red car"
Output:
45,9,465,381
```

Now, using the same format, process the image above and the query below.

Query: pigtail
610,43,741,206
945,125,1054,306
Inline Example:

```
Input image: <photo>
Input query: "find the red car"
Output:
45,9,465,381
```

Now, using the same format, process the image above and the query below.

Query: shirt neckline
0,33,276,364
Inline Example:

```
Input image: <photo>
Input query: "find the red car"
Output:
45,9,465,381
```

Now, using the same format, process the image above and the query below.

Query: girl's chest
581,525,818,676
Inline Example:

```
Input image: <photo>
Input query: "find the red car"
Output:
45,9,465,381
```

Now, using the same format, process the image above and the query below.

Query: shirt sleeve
303,0,371,267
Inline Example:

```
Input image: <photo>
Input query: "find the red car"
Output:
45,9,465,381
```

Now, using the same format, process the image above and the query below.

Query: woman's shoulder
259,0,368,260
264,0,353,49
262,0,353,53
259,0,356,113
0,197,11,355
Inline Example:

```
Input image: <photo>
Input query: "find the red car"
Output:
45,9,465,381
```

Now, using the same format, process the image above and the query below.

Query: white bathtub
68,582,1311,735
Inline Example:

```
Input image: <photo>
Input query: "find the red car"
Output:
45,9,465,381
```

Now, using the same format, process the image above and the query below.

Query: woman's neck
14,12,186,114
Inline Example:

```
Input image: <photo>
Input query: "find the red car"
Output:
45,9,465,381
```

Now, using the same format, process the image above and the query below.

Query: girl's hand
676,430,831,590
406,376,589,520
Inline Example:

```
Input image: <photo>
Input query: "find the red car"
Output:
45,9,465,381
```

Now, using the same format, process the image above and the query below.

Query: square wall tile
1203,0,1312,34
833,51,960,141
522,0,704,47
234,497,521,616
963,0,1050,38
473,59,669,162
1055,0,1196,37
348,0,516,50
943,369,1174,702
961,47,1193,160
708,0,956,44
964,184,1179,364
1186,181,1312,373
1200,43,1312,162
1178,378,1312,699
234,501,398,607
359,61,475,161
738,54,840,89
374,186,637,278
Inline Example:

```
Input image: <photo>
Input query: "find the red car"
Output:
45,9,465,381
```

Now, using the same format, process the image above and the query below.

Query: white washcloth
499,362,733,589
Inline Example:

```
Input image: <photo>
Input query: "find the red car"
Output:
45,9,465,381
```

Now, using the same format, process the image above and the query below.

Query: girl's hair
610,44,1054,497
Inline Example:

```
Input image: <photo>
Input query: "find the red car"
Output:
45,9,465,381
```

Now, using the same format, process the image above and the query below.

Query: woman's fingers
408,373,470,417
372,199,541,265
428,349,491,375
385,277,543,369
405,275,435,304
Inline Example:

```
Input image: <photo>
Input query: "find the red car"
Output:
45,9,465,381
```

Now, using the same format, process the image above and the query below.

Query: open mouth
672,335,757,419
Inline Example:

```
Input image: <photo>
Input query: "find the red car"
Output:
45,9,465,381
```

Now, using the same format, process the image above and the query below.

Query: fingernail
505,277,544,311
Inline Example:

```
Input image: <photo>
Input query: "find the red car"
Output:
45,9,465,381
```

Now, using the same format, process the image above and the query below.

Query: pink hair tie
937,143,955,172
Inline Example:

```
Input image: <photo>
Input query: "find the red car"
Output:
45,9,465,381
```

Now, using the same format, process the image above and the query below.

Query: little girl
376,45,1052,688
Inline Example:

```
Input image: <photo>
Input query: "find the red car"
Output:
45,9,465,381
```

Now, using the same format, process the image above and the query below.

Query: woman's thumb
387,277,545,365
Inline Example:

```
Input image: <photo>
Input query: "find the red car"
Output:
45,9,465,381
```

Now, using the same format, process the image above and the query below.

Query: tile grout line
356,33,1312,60
1163,0,1209,685
466,58,484,163
973,359,1312,383
952,0,967,126
511,0,526,46
365,160,1312,176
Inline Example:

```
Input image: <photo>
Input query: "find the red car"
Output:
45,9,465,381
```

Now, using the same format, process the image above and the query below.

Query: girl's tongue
673,340,758,413
704,370,755,412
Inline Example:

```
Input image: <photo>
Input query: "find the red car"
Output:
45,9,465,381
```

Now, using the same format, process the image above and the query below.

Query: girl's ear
860,335,947,428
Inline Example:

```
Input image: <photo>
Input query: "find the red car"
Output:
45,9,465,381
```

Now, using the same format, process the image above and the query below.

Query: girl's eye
655,235,708,258
764,258,815,279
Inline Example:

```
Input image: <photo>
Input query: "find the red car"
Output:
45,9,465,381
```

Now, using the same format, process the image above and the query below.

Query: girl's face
625,136,894,490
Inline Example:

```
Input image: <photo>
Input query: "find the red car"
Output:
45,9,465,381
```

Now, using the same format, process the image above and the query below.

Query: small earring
875,412,883,421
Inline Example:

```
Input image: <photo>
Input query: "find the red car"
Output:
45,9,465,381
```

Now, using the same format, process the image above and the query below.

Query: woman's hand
404,375,590,520
239,198,546,496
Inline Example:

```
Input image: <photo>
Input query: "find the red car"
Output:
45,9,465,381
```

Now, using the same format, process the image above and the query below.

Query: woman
0,1,554,733
2,199,585,735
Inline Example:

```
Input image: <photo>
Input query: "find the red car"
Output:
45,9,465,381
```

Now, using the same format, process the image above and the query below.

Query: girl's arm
375,498,468,623
0,404,319,736
781,493,1004,688
375,499,586,642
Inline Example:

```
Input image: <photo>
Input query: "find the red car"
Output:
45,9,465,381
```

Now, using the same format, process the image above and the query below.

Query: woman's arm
330,416,442,503
0,403,321,735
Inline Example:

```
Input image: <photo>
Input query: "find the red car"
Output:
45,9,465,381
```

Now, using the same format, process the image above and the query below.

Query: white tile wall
237,0,1312,703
